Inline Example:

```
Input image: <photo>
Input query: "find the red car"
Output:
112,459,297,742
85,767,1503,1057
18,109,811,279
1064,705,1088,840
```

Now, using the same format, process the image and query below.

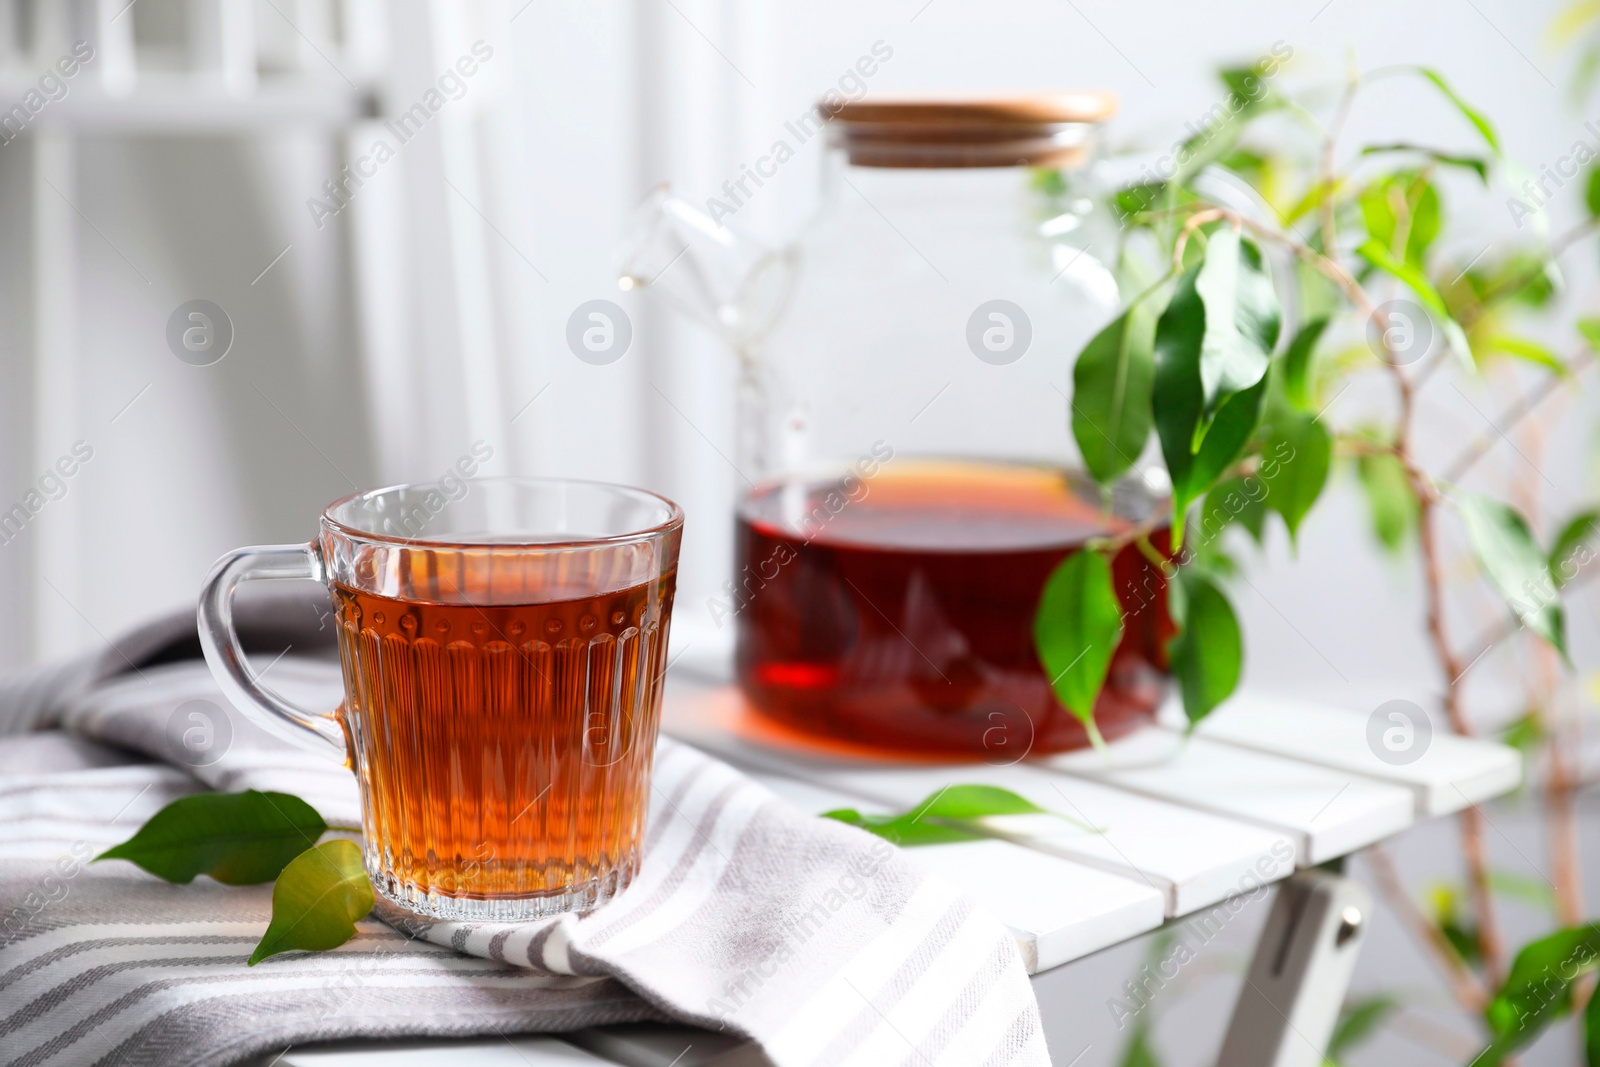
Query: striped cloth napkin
0,589,1048,1067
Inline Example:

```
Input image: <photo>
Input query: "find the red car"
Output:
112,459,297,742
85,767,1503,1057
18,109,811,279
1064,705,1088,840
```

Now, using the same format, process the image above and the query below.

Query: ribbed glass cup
321,479,681,922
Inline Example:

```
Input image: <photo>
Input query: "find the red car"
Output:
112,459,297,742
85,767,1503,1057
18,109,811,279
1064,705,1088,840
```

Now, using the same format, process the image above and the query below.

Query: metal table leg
1217,869,1372,1067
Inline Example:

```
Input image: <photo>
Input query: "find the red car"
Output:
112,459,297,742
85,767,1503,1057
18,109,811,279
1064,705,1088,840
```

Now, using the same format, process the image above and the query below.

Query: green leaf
1073,307,1156,484
1356,237,1472,370
1489,870,1557,913
249,839,374,965
1113,181,1182,222
1283,177,1343,227
1476,924,1600,1064
96,791,328,886
1479,335,1568,375
1580,316,1600,352
1218,65,1281,113
1359,172,1440,267
1199,476,1268,546
1116,1021,1162,1067
1191,229,1281,446
1218,147,1283,206
1151,260,1272,543
1359,143,1490,183
822,785,1087,847
1585,968,1600,1066
1034,550,1125,747
822,809,984,847
1169,574,1242,728
1281,316,1330,413
1327,994,1402,1061
1550,510,1600,587
1455,251,1559,310
1574,39,1600,106
1501,710,1545,756
1030,168,1068,197
912,784,1051,821
1171,114,1247,189
1164,381,1269,548
1258,411,1333,543
1443,923,1482,966
1414,67,1502,154
1587,165,1600,217
1355,451,1417,552
1427,882,1483,965
1456,491,1568,658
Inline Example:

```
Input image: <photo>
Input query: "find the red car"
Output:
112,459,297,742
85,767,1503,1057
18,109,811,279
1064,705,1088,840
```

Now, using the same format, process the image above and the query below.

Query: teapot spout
618,186,792,349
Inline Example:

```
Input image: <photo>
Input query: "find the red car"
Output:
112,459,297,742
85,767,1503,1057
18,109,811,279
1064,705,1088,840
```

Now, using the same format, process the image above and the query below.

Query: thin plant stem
1365,845,1488,1012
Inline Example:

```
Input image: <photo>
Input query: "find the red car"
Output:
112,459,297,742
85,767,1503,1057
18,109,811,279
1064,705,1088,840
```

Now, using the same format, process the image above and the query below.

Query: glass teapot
621,94,1171,758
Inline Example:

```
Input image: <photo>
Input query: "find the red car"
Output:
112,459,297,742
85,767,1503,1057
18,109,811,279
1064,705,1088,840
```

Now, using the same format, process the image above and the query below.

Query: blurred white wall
6,0,1595,700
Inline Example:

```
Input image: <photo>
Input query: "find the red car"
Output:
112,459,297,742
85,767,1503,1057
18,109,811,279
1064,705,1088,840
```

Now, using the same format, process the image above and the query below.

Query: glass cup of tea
197,477,683,922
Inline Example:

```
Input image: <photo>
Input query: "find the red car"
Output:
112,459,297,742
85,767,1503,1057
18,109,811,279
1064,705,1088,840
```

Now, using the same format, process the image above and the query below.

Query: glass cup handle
197,542,347,755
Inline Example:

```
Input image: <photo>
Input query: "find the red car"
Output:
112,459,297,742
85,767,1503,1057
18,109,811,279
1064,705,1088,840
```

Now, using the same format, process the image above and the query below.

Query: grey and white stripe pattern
0,595,1048,1066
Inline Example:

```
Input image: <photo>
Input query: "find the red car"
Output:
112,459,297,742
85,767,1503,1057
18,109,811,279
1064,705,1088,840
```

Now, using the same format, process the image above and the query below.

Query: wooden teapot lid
824,93,1116,168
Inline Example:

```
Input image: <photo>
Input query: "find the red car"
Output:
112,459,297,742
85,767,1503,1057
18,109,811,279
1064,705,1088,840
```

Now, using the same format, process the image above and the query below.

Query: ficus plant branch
1366,844,1489,1011
1042,52,1599,1064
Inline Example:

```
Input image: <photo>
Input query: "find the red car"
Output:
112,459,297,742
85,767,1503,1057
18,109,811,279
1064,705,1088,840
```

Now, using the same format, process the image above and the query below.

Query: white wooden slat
662,687,1296,917
1154,692,1522,818
1044,725,1416,866
746,769,1165,973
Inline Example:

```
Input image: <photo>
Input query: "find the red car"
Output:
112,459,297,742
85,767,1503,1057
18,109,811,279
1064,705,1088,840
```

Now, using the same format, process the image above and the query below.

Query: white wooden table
275,680,1520,1067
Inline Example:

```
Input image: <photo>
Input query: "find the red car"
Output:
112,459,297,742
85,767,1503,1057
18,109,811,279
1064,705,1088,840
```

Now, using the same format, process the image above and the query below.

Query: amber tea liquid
334,573,673,917
735,461,1170,755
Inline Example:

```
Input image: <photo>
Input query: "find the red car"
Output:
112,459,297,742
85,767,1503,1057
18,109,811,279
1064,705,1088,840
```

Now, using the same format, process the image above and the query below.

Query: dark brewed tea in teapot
733,459,1171,757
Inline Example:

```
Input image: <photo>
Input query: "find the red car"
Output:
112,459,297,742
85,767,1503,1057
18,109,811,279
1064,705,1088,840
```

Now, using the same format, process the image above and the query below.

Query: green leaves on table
1168,571,1243,729
1455,491,1568,659
96,790,328,885
823,784,1095,847
1474,923,1600,1065
249,840,375,965
823,809,981,847
98,790,372,965
1033,550,1125,749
